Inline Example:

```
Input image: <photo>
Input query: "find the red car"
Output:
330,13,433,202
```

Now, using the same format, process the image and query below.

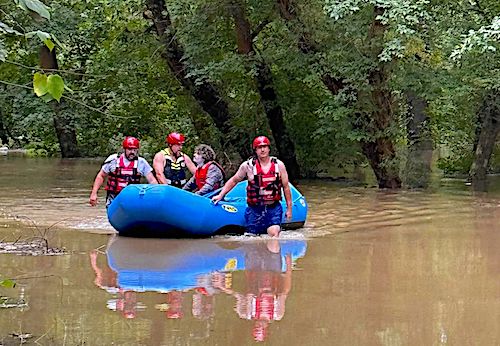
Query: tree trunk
470,92,500,191
0,106,10,146
405,91,433,188
277,1,401,187
39,46,80,158
230,0,301,181
145,0,250,160
358,7,401,188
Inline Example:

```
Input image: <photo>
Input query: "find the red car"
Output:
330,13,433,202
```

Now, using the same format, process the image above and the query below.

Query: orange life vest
105,154,141,194
195,161,225,190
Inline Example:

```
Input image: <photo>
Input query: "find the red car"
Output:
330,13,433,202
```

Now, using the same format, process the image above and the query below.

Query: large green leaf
40,93,54,103
17,0,51,20
33,72,48,97
44,38,55,51
47,74,64,102
35,30,50,42
0,279,15,288
14,0,28,11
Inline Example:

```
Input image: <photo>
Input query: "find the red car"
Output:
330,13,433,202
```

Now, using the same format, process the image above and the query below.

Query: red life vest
246,157,282,206
195,161,225,190
105,154,141,194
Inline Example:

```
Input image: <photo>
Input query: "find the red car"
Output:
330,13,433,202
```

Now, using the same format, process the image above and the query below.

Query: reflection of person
183,144,225,195
153,132,196,187
212,136,292,237
165,291,184,319
214,240,293,342
89,250,139,319
191,271,233,320
115,290,138,319
89,249,118,293
89,136,157,207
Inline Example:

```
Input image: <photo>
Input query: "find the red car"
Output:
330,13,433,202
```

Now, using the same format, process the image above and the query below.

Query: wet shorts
244,203,283,235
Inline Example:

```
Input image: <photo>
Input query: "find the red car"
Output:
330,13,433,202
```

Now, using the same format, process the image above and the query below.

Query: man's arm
183,176,197,192
89,170,108,206
183,154,196,175
211,163,246,203
153,152,167,184
145,172,158,184
279,162,292,220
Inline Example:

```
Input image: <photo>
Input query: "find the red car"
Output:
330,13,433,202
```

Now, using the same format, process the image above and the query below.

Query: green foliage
15,0,50,20
0,0,499,179
0,279,15,288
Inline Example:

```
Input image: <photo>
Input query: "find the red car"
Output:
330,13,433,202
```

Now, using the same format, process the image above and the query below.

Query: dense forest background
0,0,499,189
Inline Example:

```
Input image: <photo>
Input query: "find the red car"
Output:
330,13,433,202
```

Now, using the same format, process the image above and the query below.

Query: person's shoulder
274,158,287,170
105,153,118,162
137,157,153,171
137,157,151,164
102,154,118,166
208,162,223,172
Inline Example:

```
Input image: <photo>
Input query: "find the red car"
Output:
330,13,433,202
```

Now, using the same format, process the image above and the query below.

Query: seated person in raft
182,144,225,196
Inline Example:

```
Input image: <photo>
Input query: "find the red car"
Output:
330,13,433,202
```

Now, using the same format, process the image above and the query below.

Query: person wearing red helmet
153,132,196,188
89,136,158,207
212,136,292,237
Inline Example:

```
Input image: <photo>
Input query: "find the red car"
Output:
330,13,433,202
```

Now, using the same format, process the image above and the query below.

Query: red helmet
166,132,185,145
122,136,140,149
252,136,271,149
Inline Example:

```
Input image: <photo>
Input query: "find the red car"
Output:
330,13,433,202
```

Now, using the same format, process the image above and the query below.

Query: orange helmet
122,136,140,149
252,136,270,149
166,132,185,145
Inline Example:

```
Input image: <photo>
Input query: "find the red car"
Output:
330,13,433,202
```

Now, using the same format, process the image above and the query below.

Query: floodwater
2,156,500,345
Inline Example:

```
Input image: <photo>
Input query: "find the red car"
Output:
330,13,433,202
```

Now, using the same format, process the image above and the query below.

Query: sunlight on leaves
33,72,48,97
47,74,64,102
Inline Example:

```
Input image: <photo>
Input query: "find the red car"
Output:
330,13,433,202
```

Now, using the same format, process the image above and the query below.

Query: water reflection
220,240,294,342
90,236,307,342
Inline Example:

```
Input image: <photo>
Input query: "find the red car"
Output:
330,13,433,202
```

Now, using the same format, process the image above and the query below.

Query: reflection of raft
106,236,307,292
107,181,308,237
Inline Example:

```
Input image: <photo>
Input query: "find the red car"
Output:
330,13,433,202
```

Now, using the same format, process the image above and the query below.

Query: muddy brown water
2,156,500,345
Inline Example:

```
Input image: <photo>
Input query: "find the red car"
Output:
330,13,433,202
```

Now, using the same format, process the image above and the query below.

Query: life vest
246,157,282,206
105,154,141,194
252,293,277,321
195,161,225,190
162,148,187,188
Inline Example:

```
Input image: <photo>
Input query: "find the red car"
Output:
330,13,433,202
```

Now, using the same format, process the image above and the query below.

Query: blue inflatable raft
105,236,308,293
107,181,307,237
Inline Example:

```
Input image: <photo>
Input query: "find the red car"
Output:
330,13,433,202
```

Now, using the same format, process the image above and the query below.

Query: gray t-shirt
101,154,153,176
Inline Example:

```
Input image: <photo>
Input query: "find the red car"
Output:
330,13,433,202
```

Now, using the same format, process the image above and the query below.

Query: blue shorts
245,203,283,235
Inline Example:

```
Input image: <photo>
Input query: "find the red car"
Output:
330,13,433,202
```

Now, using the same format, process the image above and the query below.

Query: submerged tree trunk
277,1,400,187
230,0,301,181
145,0,250,160
39,46,80,158
470,92,500,190
405,92,433,188
0,107,10,146
358,7,401,188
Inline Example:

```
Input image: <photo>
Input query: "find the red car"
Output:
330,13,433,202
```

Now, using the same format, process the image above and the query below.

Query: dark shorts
245,203,283,235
